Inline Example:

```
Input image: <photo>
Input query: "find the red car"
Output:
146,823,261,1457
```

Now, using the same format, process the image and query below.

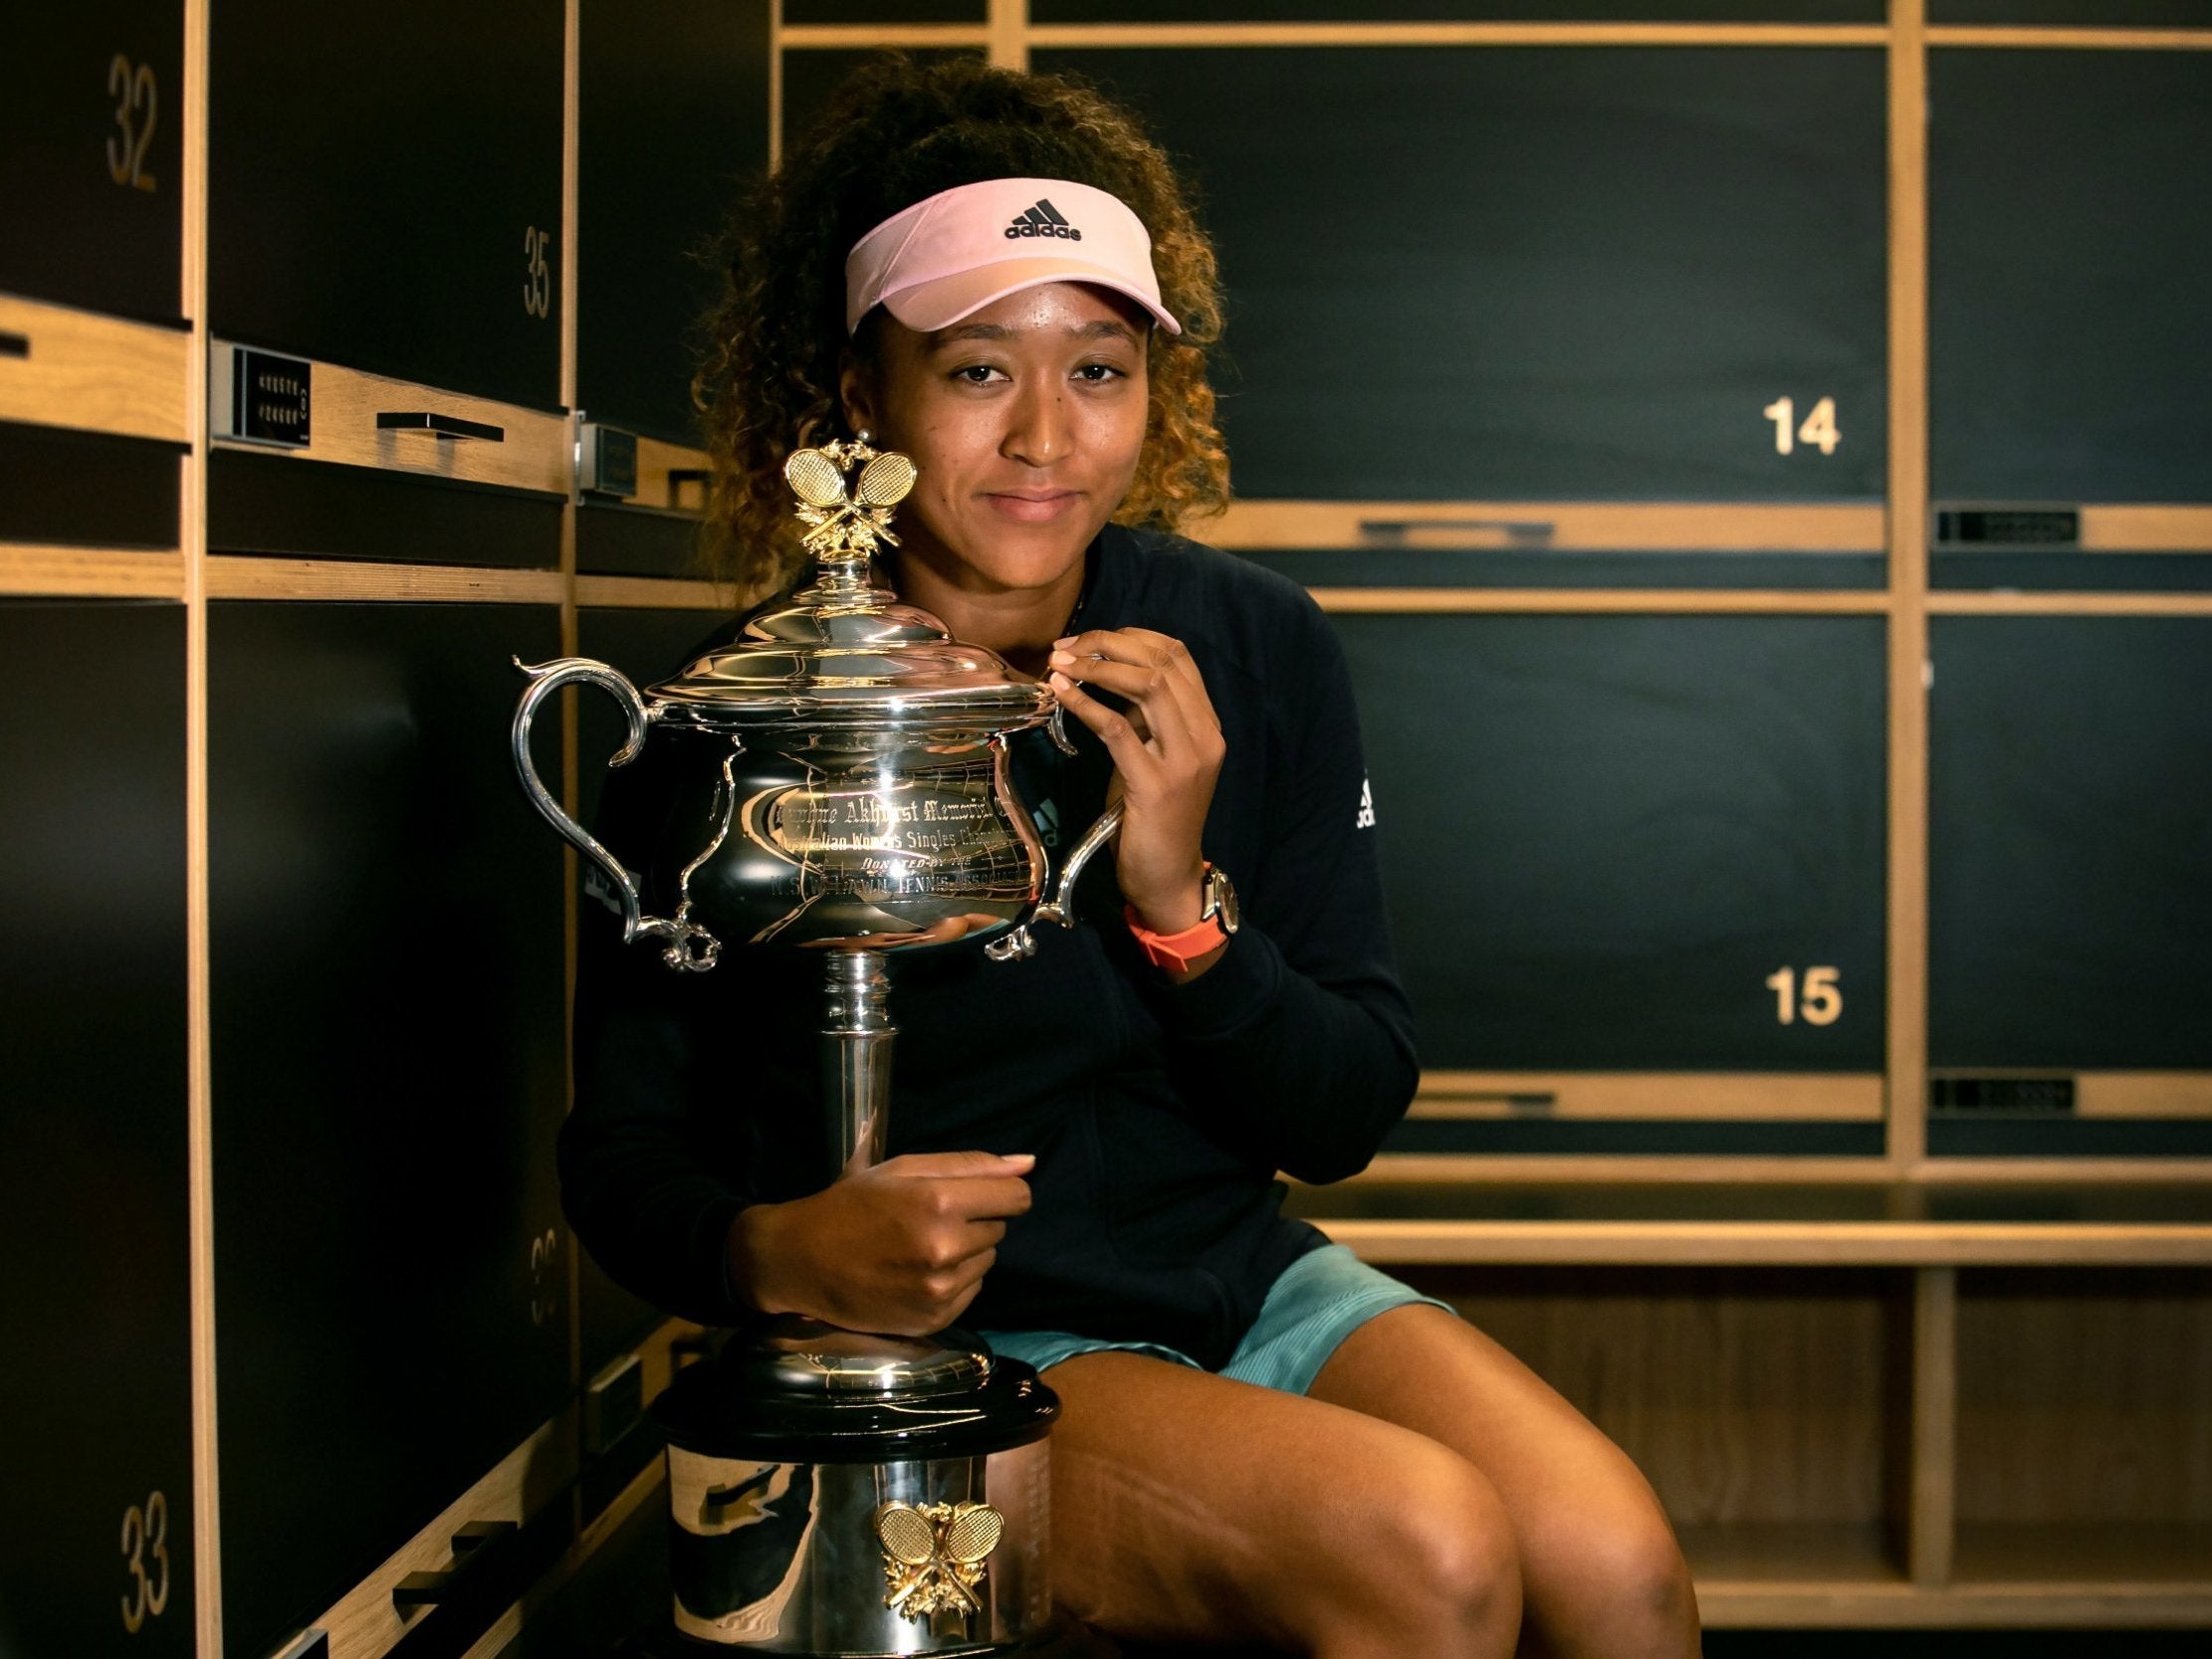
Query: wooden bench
1283,1179,2212,1629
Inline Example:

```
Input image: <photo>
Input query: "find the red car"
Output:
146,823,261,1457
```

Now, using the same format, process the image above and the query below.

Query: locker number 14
1767,966,1843,1026
1763,396,1840,456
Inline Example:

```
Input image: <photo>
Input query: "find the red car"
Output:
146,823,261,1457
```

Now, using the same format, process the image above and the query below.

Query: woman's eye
952,364,1006,385
1074,363,1125,383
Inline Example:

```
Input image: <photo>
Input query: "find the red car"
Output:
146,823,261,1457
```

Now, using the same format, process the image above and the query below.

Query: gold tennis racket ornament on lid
784,434,918,562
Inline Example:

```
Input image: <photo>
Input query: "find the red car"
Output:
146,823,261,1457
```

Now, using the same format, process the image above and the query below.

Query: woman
565,54,1700,1659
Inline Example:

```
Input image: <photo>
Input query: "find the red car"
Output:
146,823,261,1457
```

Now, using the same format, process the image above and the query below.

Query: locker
569,606,737,1379
208,601,568,1656
0,420,179,547
1931,50,2212,506
1335,611,1888,1152
1,4,184,324
209,1,565,408
1928,616,2212,1156
207,448,563,568
577,0,771,445
1032,45,1888,502
574,500,708,580
782,49,985,156
0,601,193,1659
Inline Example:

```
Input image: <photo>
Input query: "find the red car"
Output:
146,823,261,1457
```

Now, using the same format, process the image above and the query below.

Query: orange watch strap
1123,902,1227,971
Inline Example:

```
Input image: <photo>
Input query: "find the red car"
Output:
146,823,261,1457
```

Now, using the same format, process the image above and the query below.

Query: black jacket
558,521,1419,1369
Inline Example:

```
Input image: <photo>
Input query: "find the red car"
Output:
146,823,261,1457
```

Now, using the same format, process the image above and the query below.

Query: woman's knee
1301,1445,1522,1652
1525,1471,1699,1656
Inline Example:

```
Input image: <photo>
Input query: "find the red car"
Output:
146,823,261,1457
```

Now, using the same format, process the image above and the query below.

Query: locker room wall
5,2,2209,1655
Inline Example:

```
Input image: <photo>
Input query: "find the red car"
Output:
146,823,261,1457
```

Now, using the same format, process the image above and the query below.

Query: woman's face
839,281,1151,596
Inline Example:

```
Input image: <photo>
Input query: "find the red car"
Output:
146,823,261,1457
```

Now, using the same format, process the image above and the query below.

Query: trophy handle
510,657,722,970
984,801,1126,963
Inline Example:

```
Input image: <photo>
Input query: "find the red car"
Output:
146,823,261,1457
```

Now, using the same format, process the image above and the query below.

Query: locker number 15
1767,965,1842,1026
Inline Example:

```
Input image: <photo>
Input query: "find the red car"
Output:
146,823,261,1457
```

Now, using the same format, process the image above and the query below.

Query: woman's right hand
727,1150,1034,1337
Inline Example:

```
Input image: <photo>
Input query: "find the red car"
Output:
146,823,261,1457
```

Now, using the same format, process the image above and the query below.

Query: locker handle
377,410,505,442
0,331,28,359
390,1520,519,1607
1358,517,1554,547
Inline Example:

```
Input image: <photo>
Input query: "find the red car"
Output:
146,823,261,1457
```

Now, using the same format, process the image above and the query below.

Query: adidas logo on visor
1005,199,1083,241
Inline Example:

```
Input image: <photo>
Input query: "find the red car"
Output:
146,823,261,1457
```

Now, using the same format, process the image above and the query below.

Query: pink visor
845,177,1183,338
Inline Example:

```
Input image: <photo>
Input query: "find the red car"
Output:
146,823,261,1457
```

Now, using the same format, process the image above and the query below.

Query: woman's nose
1001,381,1069,467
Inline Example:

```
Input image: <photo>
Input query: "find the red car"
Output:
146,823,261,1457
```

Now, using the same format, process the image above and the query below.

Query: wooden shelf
1286,1181,2212,1266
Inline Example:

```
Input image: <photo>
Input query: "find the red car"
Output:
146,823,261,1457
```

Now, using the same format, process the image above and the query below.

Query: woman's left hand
1047,627,1223,935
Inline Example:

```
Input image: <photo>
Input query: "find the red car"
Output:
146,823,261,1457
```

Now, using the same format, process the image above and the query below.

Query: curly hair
688,54,1230,601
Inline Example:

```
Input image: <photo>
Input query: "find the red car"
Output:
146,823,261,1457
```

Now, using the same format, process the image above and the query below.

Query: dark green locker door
577,0,770,446
0,601,193,1659
1928,615,2212,1156
1032,44,1887,502
1931,49,2212,507
209,602,569,1657
1,3,184,323
1335,610,1888,1154
209,1,565,407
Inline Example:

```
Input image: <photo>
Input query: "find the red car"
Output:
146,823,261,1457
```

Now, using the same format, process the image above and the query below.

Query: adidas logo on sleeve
1355,776,1376,829
1006,199,1083,241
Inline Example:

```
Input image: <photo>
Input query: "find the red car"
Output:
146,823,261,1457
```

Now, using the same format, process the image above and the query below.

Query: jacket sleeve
556,749,758,1328
1152,597,1420,1183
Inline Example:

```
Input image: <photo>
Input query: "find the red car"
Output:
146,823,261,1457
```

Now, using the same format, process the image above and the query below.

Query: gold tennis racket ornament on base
874,1500,1007,1622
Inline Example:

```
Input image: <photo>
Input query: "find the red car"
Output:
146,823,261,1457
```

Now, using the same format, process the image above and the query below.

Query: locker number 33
119,1490,170,1632
1767,966,1842,1026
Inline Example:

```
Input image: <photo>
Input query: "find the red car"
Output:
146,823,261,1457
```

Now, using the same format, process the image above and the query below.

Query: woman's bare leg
1308,1305,1701,1659
1041,1350,1522,1658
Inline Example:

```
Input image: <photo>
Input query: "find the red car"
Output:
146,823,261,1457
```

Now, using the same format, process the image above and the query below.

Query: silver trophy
510,438,1118,1653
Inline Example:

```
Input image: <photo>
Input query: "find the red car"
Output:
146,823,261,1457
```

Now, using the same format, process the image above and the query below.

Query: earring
855,426,874,445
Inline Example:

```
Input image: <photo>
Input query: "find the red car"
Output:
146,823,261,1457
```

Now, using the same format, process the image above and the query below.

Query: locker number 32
1767,965,1842,1026
1763,396,1839,457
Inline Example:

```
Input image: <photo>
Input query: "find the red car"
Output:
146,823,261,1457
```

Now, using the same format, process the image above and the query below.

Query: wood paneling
1406,1266,1894,1526
0,293,189,443
210,348,572,496
1955,1268,2212,1525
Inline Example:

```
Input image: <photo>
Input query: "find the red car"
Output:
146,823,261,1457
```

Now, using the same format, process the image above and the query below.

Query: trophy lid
645,439,1053,730
719,1316,993,1402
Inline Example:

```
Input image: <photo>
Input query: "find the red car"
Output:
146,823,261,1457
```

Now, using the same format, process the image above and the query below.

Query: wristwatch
1125,863,1240,971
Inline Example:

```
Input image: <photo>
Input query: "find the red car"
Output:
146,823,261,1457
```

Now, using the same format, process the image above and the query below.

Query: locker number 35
1767,965,1843,1026
523,226,553,318
119,1490,170,1632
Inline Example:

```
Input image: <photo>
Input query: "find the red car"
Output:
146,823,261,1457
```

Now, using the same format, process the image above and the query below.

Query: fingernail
1004,1152,1036,1167
1049,649,1072,666
1053,636,1074,648
1048,671,1071,689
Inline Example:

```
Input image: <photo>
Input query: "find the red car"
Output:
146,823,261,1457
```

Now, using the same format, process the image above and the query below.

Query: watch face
1208,868,1240,934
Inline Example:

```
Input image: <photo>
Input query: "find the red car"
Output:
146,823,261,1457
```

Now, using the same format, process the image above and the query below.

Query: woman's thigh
1307,1304,1701,1659
1039,1348,1522,1658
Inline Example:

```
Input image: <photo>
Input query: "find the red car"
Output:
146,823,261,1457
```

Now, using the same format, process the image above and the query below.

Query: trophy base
643,1606,1116,1659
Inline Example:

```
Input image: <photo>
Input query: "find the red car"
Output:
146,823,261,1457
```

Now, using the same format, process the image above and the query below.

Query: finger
925,1175,1033,1221
1049,673,1160,779
1058,629,1220,739
884,1149,1034,1181
1046,653,1195,751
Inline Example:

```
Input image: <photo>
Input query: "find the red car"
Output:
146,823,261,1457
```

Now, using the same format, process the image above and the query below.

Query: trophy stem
821,948,894,1180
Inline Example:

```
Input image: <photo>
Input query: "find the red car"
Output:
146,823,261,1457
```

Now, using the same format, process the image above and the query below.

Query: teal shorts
974,1243,1455,1397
